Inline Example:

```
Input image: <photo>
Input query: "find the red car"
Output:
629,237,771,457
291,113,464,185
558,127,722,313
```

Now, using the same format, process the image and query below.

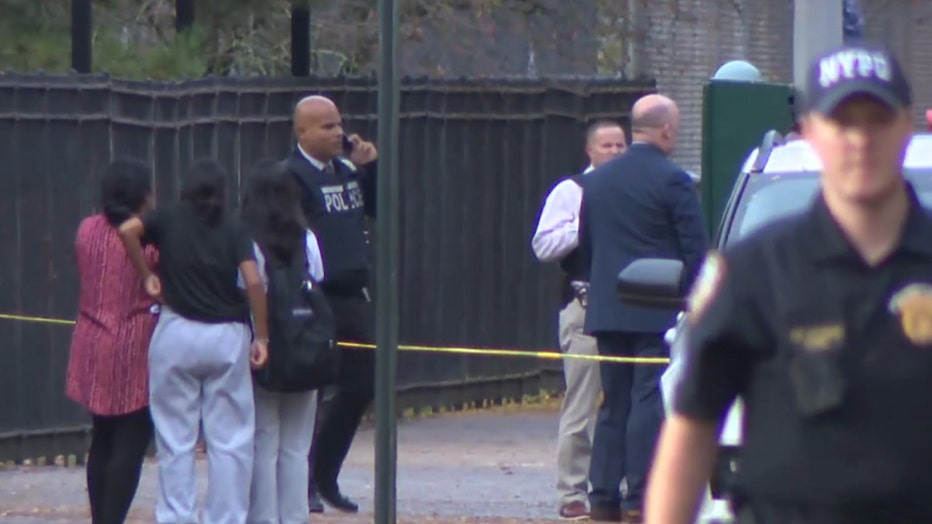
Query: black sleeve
232,222,257,264
673,250,762,423
665,170,709,293
359,161,377,218
141,208,167,246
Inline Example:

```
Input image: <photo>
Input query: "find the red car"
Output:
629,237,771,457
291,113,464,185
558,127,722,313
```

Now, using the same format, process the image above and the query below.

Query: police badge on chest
888,283,932,346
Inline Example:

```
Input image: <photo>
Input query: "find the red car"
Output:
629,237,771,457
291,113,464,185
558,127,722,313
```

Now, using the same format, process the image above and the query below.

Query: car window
726,169,932,245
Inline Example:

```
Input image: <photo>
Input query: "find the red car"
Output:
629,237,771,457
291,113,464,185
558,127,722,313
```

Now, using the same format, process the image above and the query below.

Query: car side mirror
616,258,686,310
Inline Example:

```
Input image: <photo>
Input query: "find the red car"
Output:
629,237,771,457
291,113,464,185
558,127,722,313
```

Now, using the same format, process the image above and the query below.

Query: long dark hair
240,159,308,262
100,158,152,227
181,158,227,225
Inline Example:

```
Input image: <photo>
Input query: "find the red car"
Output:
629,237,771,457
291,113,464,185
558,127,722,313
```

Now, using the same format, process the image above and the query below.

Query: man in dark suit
579,94,707,523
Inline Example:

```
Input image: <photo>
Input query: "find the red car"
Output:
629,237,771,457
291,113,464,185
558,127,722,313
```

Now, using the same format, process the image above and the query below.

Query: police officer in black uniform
285,95,378,514
645,45,932,524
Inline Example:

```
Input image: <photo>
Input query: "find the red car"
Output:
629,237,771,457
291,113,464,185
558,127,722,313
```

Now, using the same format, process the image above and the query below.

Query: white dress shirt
531,165,594,262
298,145,330,171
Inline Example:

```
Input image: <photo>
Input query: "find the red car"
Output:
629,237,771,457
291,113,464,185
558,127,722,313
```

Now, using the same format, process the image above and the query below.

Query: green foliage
0,22,209,78
0,0,212,77
0,0,71,72
93,27,209,80
0,32,71,73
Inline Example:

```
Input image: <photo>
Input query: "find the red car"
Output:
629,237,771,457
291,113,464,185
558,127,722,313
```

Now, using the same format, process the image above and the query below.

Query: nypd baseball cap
802,44,911,115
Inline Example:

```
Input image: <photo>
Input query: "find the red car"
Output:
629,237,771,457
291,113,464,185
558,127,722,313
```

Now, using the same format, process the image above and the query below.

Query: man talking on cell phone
284,94,379,514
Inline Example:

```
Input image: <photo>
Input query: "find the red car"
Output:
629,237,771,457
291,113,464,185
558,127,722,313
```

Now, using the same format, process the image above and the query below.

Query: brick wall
629,0,794,174
410,0,929,173
633,0,930,174
859,0,932,129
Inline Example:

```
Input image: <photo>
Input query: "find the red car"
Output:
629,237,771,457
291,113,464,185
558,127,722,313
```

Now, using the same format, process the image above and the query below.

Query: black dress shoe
590,505,622,522
308,488,324,514
318,486,359,513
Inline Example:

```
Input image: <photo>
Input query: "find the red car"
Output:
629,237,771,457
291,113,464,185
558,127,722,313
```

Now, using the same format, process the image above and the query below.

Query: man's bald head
293,95,344,161
294,95,336,120
630,94,680,155
293,95,338,134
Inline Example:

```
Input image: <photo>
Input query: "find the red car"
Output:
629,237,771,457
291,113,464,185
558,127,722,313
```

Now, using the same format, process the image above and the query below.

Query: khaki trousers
556,298,602,505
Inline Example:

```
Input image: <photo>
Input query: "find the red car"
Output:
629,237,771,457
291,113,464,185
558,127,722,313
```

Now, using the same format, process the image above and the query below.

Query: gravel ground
0,403,569,523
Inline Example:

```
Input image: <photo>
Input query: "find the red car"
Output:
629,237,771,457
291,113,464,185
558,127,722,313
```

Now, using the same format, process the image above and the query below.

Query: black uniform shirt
674,183,932,520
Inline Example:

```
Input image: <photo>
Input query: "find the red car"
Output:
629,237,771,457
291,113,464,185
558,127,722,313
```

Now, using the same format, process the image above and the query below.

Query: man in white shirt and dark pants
532,120,627,520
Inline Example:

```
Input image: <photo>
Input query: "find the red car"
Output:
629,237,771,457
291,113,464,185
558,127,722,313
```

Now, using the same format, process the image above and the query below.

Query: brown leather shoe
559,500,589,520
590,505,622,522
621,509,643,524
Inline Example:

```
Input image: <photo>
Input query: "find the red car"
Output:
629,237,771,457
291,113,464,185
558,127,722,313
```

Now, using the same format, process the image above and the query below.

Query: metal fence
0,73,655,462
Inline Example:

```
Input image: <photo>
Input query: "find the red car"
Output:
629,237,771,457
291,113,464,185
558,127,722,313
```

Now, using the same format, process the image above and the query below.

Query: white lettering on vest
322,185,350,213
346,180,365,210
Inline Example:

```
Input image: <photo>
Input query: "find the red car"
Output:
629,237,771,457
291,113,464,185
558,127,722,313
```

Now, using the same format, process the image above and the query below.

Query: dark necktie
322,162,335,175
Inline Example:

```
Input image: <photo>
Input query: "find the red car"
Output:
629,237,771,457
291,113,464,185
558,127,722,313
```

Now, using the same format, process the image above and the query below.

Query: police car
618,128,932,524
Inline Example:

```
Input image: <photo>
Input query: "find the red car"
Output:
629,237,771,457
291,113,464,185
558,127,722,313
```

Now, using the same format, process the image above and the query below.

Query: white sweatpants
248,385,318,524
148,307,255,524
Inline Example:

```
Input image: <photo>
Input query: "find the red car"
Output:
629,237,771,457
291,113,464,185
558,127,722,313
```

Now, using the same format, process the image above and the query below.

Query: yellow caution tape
0,312,671,365
0,312,77,326
337,341,670,364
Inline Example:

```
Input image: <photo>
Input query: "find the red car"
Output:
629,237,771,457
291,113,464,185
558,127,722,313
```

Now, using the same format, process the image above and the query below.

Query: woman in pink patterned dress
65,159,159,524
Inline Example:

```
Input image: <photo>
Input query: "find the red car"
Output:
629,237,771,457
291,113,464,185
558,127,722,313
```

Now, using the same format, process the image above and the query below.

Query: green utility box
700,76,794,240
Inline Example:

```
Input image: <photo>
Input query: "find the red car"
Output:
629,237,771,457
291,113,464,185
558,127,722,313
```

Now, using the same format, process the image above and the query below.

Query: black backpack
253,243,339,393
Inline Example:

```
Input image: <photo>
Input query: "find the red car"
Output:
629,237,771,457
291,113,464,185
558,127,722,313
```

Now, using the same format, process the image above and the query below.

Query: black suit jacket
580,143,707,335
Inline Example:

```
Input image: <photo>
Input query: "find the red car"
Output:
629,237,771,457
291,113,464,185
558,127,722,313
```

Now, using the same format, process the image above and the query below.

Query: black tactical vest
289,153,370,288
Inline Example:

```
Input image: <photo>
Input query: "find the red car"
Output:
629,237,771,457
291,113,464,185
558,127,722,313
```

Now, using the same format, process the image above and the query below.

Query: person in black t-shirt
645,45,932,524
119,159,269,524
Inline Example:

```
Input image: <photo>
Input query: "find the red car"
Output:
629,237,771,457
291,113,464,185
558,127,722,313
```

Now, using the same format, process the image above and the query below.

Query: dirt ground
0,402,569,524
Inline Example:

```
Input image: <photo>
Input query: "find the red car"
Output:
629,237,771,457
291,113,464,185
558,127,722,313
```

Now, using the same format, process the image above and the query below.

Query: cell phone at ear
342,136,355,155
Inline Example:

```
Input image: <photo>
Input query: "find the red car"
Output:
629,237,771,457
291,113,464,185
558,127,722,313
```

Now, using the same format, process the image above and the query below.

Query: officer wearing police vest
285,95,378,514
645,45,932,524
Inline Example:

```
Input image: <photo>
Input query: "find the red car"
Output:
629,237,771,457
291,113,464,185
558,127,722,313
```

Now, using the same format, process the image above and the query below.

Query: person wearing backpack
118,159,269,524
239,160,334,524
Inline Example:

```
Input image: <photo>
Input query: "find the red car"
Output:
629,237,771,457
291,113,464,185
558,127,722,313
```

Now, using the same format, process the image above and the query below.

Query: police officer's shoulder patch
686,251,726,325
889,283,932,346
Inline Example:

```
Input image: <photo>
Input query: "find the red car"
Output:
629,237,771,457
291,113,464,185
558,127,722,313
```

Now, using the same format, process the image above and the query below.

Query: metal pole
290,0,311,77
175,0,195,33
793,0,843,87
375,0,400,521
70,0,92,73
